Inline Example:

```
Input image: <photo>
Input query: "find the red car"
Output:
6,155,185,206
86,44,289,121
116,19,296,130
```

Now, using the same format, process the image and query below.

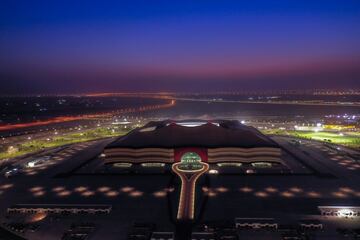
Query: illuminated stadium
2,1,360,239
0,120,359,240
103,120,285,172
100,120,360,239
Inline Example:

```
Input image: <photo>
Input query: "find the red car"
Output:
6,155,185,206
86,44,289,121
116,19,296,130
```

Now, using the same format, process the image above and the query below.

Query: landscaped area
0,127,129,160
263,129,360,149
2,126,359,161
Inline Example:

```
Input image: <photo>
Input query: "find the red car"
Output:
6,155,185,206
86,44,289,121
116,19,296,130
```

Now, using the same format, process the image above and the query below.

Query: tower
172,151,209,220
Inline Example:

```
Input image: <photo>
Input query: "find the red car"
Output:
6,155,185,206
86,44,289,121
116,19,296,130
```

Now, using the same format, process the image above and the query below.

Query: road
173,97,360,107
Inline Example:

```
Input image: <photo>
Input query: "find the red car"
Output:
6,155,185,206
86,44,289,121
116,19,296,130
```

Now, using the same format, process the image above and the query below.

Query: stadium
0,120,359,240
103,120,285,171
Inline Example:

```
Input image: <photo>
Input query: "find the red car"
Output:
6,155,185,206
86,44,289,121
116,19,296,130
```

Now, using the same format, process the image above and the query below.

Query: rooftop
106,120,279,149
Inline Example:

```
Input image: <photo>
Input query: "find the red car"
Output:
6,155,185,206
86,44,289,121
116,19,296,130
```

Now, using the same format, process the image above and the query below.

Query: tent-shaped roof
106,120,278,149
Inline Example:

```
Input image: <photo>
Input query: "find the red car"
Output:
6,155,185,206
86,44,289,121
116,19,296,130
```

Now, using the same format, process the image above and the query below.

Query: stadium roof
106,120,279,149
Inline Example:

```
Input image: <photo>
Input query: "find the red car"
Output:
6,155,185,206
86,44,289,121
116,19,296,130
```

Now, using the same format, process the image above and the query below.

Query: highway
173,97,360,107
0,99,175,132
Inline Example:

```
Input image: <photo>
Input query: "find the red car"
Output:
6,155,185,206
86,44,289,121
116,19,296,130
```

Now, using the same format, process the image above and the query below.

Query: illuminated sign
178,152,202,171
172,150,209,220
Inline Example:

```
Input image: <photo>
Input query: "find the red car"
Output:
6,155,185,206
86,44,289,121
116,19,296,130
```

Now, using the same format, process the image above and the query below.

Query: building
103,120,284,221
2,119,359,240
103,120,283,168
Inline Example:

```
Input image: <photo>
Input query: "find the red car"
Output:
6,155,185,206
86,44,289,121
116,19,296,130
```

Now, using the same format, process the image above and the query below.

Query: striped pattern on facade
208,157,283,164
104,148,174,164
208,147,281,155
104,147,283,164
207,147,282,163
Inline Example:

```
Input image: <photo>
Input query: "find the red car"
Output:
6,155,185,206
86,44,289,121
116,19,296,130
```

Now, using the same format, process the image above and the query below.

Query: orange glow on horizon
0,116,84,131
0,98,175,131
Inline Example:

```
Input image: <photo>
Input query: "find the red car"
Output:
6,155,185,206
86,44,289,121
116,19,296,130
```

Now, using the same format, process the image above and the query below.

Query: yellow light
281,191,294,198
129,191,143,197
120,186,134,192
289,187,303,193
239,187,253,193
106,191,119,197
153,191,167,198
255,191,268,198
97,186,111,192
265,187,278,193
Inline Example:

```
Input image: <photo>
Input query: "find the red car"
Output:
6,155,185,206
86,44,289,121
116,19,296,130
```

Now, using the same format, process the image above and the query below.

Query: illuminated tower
172,152,209,220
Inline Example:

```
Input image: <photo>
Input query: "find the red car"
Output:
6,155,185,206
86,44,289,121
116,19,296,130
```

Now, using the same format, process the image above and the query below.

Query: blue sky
1,0,359,93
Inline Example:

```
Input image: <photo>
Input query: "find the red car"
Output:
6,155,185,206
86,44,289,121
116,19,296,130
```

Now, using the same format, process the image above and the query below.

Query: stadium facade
103,120,284,221
103,120,283,167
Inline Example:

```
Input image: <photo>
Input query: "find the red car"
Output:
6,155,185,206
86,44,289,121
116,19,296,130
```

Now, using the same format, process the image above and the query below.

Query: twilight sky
0,0,360,94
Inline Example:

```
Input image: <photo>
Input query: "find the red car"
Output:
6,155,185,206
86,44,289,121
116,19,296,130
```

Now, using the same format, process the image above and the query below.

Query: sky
0,0,360,94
